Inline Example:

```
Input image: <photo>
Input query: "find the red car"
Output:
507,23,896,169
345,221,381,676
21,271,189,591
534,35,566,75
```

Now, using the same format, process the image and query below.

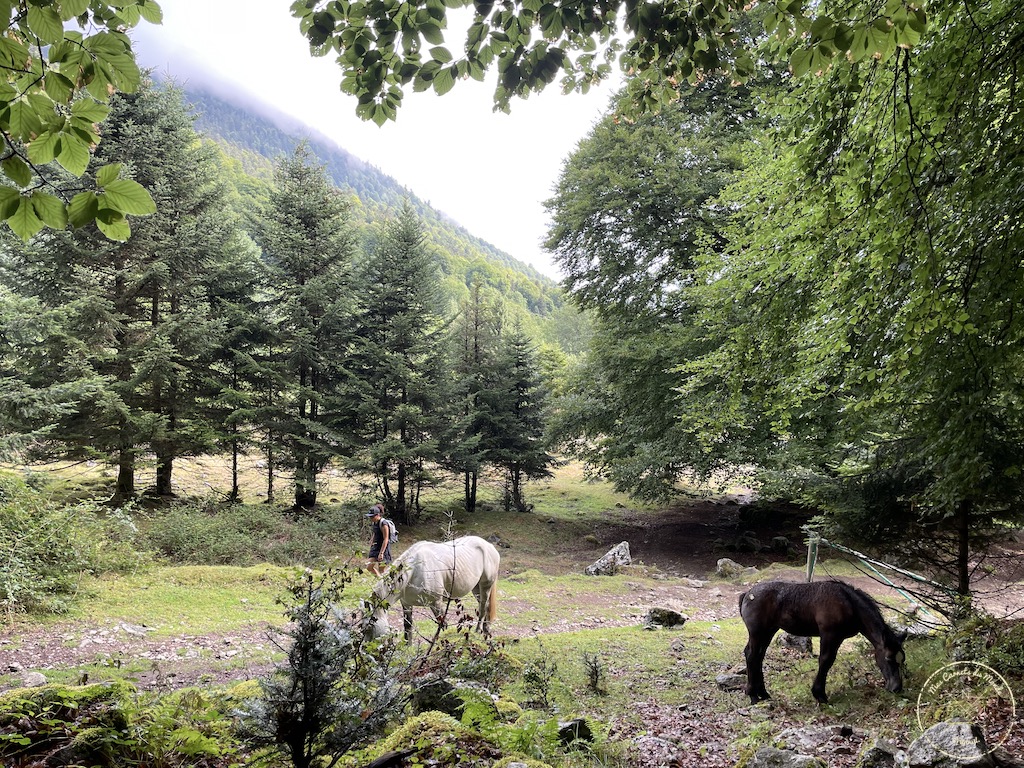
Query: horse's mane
836,581,896,644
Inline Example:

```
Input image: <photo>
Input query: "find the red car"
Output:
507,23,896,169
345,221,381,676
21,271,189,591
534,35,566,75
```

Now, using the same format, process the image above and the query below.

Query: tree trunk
155,455,174,497
229,429,241,502
463,470,477,513
114,448,135,502
264,428,276,503
294,457,317,511
956,499,972,598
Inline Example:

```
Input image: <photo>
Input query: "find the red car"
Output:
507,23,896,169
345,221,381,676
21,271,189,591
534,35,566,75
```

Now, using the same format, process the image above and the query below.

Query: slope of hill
180,85,567,322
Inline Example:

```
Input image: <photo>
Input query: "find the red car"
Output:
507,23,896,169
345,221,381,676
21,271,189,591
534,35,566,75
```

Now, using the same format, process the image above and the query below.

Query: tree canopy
0,1,161,239
292,0,926,123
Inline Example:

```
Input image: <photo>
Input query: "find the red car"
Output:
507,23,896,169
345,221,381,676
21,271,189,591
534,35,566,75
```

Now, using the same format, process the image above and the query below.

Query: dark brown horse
738,580,906,704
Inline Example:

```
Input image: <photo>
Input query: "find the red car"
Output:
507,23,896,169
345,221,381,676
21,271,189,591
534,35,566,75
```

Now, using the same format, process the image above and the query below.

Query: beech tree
0,1,160,238
293,0,924,123
689,0,1024,599
544,82,760,498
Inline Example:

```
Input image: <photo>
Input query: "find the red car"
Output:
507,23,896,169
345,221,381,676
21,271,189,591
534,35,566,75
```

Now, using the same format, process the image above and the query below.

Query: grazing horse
367,536,500,642
738,580,906,704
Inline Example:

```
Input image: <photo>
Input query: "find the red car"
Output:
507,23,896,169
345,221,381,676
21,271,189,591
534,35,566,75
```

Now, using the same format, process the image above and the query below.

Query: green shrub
949,611,1024,677
0,473,149,615
139,501,360,566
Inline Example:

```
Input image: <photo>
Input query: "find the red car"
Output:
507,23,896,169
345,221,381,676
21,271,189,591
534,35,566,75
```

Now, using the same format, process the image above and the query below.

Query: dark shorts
369,545,392,563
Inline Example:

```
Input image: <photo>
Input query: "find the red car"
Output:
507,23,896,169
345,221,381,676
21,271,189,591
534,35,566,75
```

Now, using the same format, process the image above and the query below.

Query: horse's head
874,628,907,693
359,597,391,639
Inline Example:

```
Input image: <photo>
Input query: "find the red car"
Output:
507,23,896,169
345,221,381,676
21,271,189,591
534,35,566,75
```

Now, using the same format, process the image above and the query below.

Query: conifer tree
488,323,554,511
0,80,243,500
349,202,445,523
258,143,356,511
444,281,505,513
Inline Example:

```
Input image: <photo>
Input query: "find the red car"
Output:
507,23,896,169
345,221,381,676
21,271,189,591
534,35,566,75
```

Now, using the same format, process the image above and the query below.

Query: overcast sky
131,0,620,279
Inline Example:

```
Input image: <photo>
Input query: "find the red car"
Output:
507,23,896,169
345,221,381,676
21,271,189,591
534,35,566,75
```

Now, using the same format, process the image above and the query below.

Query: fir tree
349,202,445,524
258,143,356,511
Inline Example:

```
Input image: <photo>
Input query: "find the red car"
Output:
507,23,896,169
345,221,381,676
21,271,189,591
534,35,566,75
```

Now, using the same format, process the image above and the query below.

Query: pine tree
258,143,356,511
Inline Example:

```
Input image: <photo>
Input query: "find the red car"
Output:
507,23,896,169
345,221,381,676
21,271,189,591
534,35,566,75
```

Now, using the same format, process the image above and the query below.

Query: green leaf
57,134,91,176
7,101,44,142
95,210,131,241
0,186,20,218
421,23,443,44
70,98,110,124
68,190,98,228
100,178,156,215
26,5,64,45
790,47,812,77
29,132,61,167
60,0,90,20
30,191,68,229
2,155,32,187
429,46,452,63
138,0,164,24
433,66,455,96
43,71,74,103
95,163,122,186
7,197,45,241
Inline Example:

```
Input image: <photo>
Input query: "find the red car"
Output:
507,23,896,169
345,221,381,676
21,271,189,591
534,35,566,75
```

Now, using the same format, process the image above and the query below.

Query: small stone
22,671,47,687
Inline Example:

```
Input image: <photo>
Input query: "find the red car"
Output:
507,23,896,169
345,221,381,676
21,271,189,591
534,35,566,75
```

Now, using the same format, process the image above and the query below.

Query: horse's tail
488,575,498,623
738,590,748,617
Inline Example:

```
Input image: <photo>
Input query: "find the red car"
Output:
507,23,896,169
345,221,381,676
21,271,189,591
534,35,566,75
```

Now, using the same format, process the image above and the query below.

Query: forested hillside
181,86,573,333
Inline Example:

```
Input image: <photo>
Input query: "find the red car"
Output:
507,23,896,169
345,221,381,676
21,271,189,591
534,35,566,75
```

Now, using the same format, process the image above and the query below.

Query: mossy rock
337,711,504,767
494,698,524,723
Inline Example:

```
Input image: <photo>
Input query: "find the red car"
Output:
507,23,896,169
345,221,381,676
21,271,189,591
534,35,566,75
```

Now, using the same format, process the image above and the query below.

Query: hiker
365,503,393,576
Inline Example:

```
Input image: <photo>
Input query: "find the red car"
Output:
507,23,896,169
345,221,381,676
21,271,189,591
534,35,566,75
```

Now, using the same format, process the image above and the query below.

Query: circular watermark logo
916,661,1016,759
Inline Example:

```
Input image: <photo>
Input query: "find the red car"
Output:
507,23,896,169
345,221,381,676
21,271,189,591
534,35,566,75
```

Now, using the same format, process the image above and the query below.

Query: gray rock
642,607,688,629
748,747,826,768
771,536,793,553
716,673,747,692
859,737,905,768
717,557,759,578
22,671,47,687
778,724,860,752
777,632,814,655
907,722,994,767
586,541,631,576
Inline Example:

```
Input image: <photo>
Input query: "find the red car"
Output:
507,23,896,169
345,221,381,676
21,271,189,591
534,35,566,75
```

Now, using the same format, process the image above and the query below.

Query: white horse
367,536,500,642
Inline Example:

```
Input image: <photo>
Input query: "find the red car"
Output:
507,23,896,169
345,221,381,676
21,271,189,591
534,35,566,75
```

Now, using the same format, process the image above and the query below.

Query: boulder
777,724,859,752
642,607,688,629
906,722,995,768
858,737,905,768
777,632,814,655
716,558,758,578
585,542,631,576
716,673,747,692
22,671,47,687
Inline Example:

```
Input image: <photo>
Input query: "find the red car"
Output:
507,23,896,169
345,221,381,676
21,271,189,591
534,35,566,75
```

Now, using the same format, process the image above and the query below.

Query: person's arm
379,525,390,558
